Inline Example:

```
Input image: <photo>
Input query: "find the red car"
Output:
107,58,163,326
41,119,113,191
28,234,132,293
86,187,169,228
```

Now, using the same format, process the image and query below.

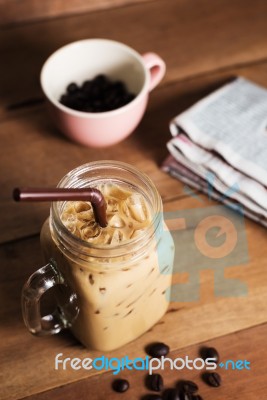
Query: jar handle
21,259,79,335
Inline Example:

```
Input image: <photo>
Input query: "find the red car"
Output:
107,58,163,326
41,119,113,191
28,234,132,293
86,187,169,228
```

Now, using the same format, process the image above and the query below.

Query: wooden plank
1,0,267,113
1,194,267,399
2,61,267,243
0,0,154,27
20,323,267,400
0,109,185,243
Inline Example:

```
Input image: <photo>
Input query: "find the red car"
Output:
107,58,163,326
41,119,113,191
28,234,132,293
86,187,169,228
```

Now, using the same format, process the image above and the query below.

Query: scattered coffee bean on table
179,392,203,400
180,393,193,400
162,388,181,400
146,373,164,392
202,372,221,387
181,380,198,394
146,342,170,358
200,347,219,364
142,395,163,400
112,378,130,392
191,395,203,400
59,74,135,112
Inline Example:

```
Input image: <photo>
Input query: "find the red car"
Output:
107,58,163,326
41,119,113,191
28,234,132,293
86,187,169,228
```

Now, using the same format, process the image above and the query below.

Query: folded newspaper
162,77,267,227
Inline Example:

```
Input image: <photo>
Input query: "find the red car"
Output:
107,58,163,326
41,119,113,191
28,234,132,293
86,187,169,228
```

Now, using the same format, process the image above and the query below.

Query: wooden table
1,0,267,398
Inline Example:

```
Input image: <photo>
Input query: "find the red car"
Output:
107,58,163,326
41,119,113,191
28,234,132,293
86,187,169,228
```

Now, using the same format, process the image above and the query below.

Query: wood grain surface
1,61,267,243
20,323,267,400
1,192,267,399
1,0,267,115
0,0,153,27
1,0,267,399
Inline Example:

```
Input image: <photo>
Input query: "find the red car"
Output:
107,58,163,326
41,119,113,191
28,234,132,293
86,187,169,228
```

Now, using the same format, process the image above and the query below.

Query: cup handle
21,259,79,336
142,52,166,92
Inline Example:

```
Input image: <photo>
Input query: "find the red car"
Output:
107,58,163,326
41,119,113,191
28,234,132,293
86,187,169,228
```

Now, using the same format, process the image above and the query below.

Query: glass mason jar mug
22,161,175,351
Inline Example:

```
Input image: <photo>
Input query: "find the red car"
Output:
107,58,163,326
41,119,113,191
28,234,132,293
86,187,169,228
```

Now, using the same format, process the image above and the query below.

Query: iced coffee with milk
39,162,175,351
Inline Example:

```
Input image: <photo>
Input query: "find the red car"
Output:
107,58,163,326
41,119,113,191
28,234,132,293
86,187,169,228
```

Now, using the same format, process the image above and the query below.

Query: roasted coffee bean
200,347,219,364
60,94,68,103
162,388,181,400
179,393,192,400
124,93,135,104
146,373,164,392
202,372,221,387
112,378,129,392
67,83,79,94
146,342,170,358
60,74,135,113
142,395,163,400
81,80,92,92
95,74,109,89
90,84,102,99
191,395,203,400
112,81,126,94
181,380,198,394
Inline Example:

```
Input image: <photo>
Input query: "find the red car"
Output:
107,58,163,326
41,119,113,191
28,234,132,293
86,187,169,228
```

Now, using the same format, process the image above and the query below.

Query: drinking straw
13,187,108,228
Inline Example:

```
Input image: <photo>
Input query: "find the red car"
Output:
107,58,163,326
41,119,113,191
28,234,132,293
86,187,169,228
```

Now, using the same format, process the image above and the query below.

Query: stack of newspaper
162,77,267,227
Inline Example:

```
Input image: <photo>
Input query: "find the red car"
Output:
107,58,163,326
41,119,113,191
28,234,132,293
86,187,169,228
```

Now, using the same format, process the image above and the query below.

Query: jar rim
50,161,163,259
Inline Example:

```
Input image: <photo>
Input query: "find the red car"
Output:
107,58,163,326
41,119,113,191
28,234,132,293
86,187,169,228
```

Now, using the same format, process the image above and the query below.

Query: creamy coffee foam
61,183,152,245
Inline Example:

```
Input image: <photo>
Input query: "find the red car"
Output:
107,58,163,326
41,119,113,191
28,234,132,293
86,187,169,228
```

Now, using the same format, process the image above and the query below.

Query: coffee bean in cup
60,74,136,112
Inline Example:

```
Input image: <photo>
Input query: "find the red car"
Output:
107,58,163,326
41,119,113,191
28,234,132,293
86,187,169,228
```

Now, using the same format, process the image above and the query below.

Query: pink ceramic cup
40,39,166,147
